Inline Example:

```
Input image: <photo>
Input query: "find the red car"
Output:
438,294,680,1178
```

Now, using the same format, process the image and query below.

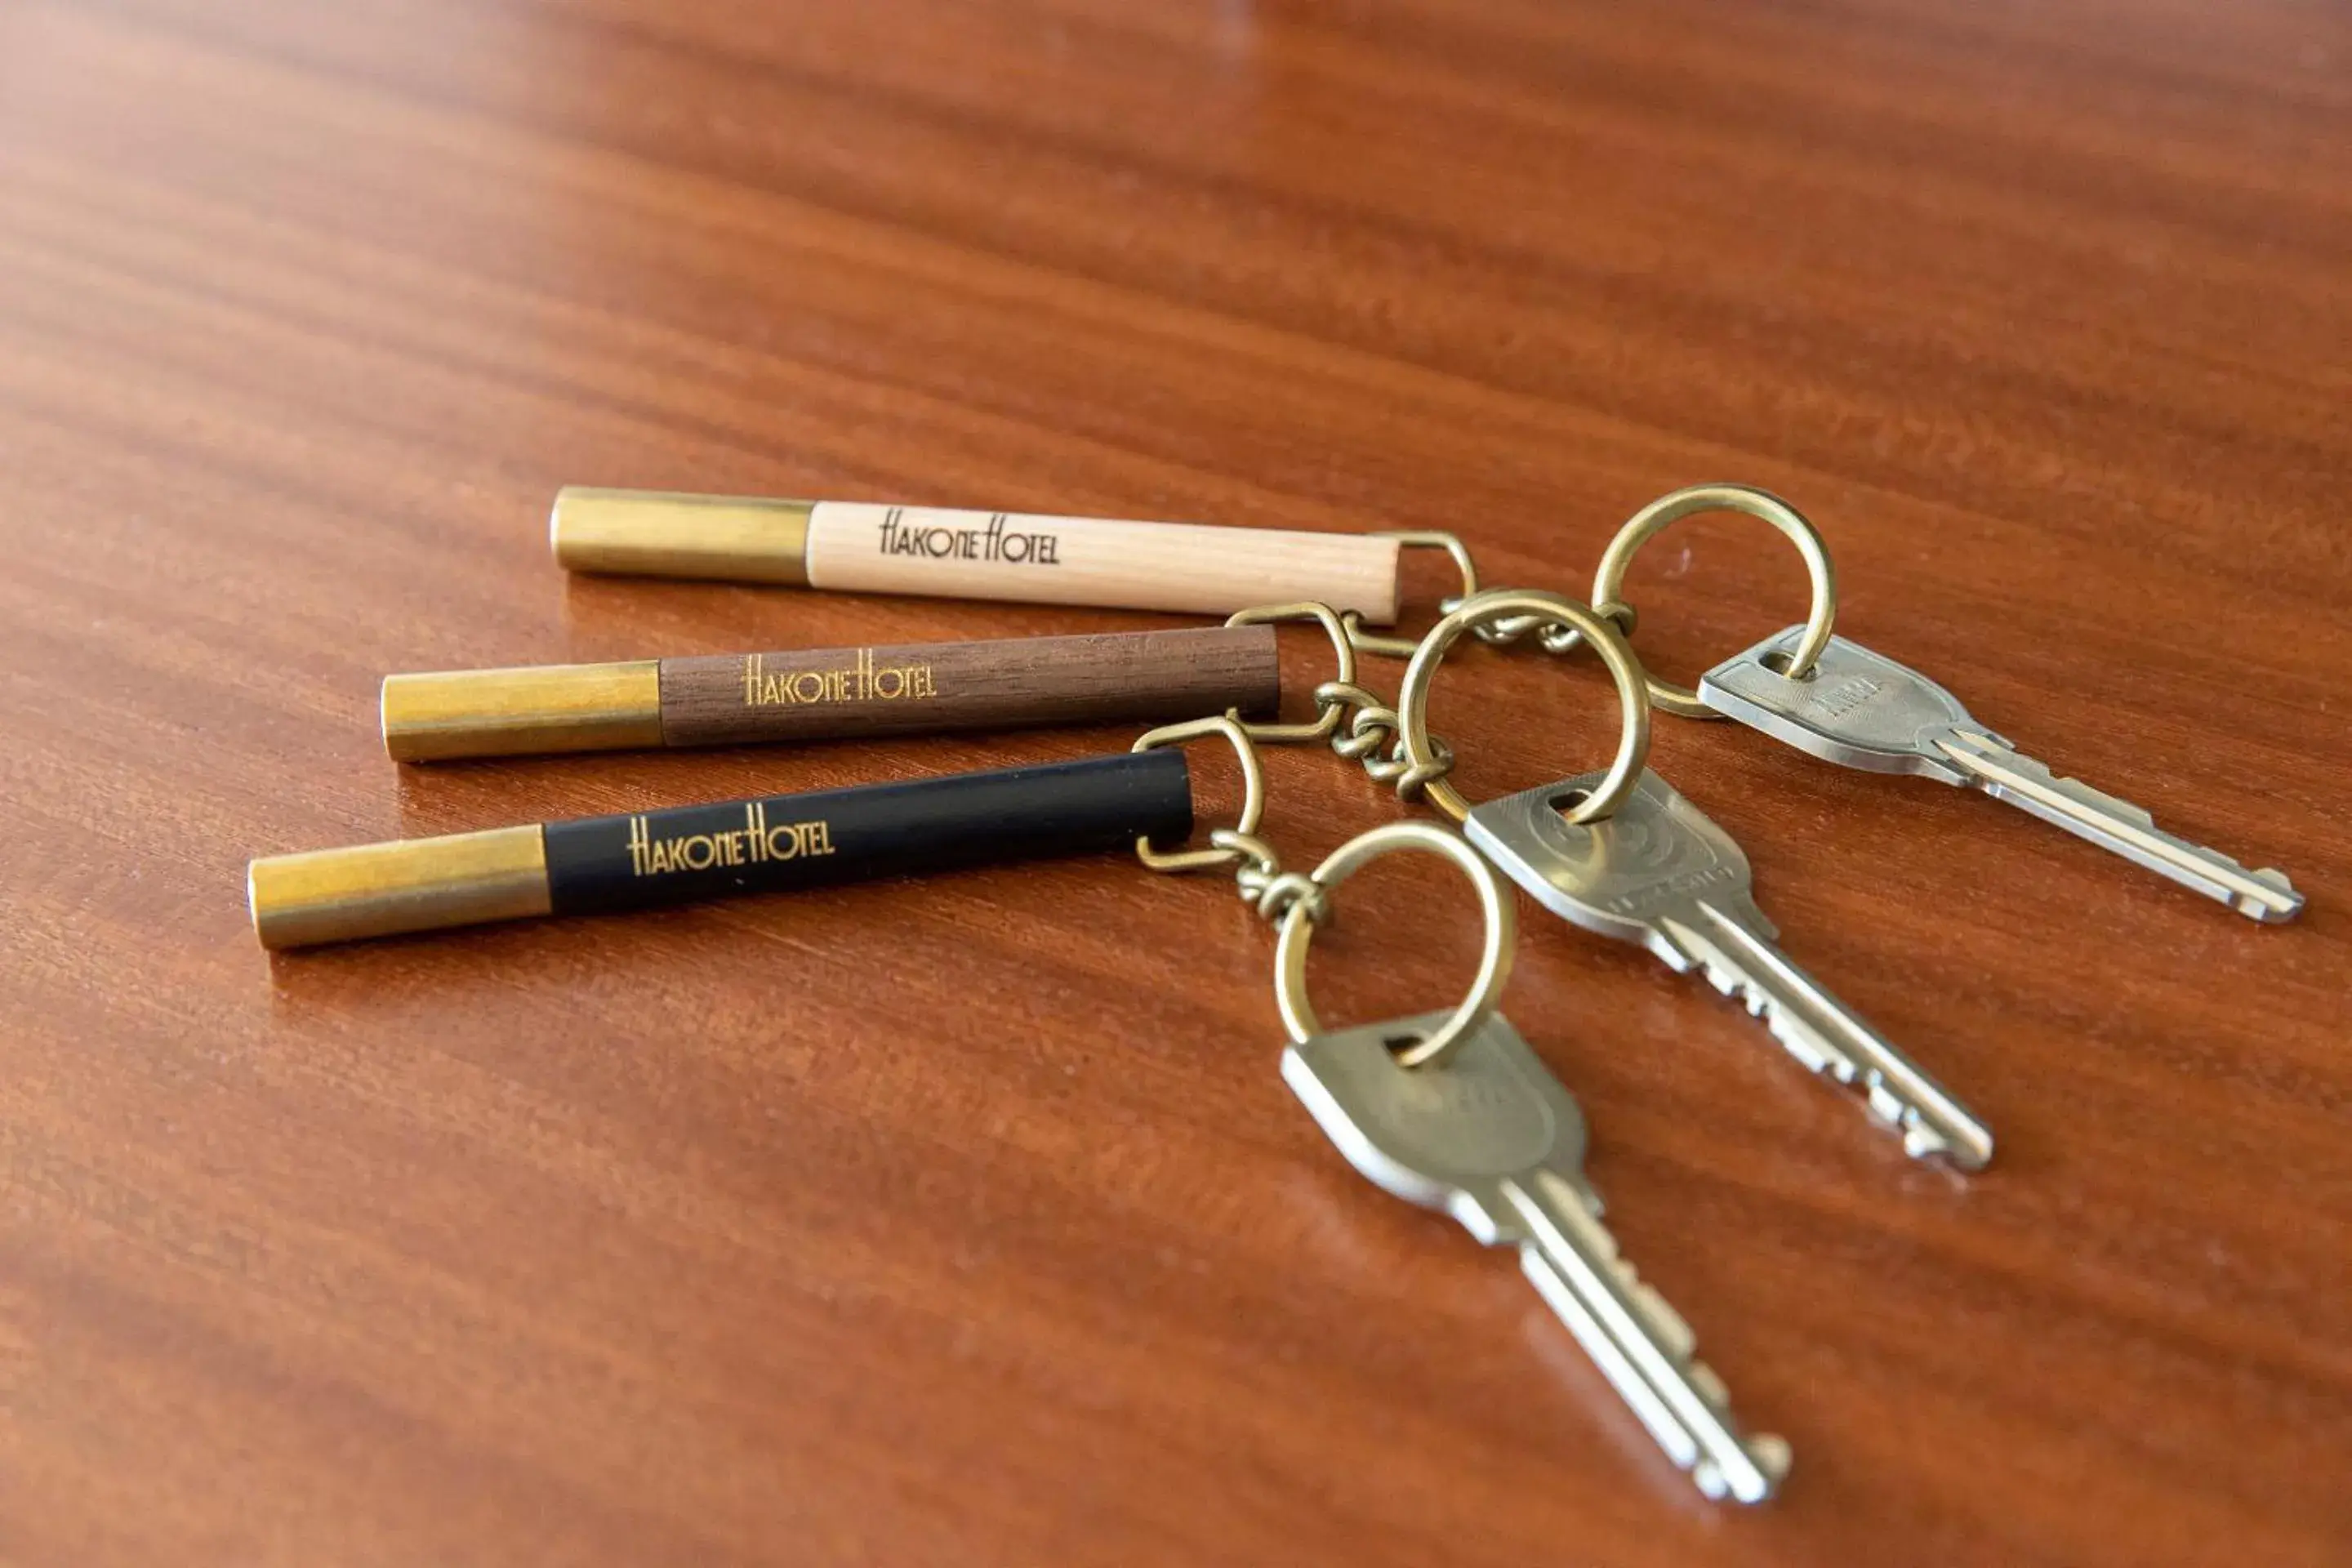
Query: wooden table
4,2,2346,1561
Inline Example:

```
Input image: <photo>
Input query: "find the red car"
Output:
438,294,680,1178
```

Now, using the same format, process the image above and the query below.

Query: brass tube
249,826,551,950
551,488,813,583
381,661,663,762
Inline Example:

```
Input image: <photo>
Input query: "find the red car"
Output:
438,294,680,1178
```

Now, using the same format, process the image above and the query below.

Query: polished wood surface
2,1,2347,1562
662,626,1281,751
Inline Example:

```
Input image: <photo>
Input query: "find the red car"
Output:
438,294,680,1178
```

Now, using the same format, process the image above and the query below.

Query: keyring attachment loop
1223,602,1359,744
1132,715,1265,872
1341,532,1481,659
1275,821,1514,1070
1395,588,1652,826
1591,483,1838,719
1468,596,1637,657
1210,829,1331,926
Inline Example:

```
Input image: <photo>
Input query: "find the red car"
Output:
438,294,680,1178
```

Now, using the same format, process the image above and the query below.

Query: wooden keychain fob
551,488,1404,621
381,625,1279,761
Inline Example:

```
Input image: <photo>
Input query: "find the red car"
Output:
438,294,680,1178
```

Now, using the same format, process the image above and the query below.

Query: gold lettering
742,648,938,709
630,807,835,878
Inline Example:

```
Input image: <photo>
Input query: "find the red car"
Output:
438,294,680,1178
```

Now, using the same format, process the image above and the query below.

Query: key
1699,629,2303,923
1463,769,1993,1170
1284,1008,1790,1503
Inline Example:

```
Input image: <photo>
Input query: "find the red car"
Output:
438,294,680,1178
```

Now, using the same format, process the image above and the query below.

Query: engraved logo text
1803,675,1882,721
878,507,1061,566
627,803,836,877
743,648,937,707
1601,862,1738,918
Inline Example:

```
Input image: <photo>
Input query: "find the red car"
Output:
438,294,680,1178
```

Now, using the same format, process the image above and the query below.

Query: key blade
1699,630,1977,783
1503,1169,1790,1503
1471,769,1992,1169
1935,730,2303,923
1661,902,1994,1170
1287,1009,1788,1504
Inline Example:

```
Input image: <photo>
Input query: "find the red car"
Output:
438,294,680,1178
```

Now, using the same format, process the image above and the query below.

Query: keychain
1237,587,1995,1169
1574,484,2302,924
1119,697,1788,1504
252,473,2304,1505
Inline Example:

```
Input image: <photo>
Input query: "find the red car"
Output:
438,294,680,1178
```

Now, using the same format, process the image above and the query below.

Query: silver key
1464,770,1993,1170
1284,1008,1789,1503
1699,628,2303,924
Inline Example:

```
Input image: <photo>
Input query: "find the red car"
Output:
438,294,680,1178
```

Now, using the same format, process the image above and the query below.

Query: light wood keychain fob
552,487,1410,621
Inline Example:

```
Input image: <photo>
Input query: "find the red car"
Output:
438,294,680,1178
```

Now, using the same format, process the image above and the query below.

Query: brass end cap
249,826,551,950
382,661,664,762
550,487,813,585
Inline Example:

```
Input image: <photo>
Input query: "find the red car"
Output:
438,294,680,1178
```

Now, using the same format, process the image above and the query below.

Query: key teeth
1891,1097,1993,1171
1699,956,1768,1014
1578,1235,1699,1361
1736,976,1993,1171
2238,870,2305,923
1692,1423,1791,1504
1900,1120,1949,1160
1872,1076,1994,1170
1546,1184,1698,1358
1517,1215,1781,1505
1626,1280,1697,1361
1713,960,1847,1079
1672,1346,1786,1505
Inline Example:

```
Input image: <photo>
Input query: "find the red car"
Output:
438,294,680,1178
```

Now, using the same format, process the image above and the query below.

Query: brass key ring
1274,820,1514,1070
1394,588,1652,826
1592,483,1838,719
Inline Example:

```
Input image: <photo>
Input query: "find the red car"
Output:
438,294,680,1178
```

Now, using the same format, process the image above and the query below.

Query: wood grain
661,626,1281,749
802,501,1405,620
0,0,2347,1564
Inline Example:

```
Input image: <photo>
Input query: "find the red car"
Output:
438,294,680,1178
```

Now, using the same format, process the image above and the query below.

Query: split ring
1395,588,1651,825
1590,483,1838,719
1274,821,1513,1070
